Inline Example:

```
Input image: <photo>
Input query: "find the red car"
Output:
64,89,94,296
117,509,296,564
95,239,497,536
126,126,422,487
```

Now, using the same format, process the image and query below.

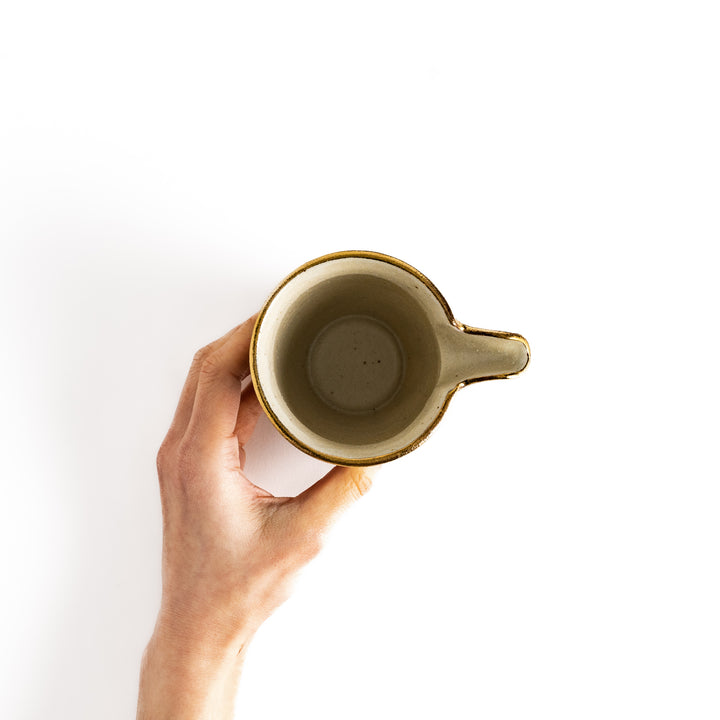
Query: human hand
137,316,377,719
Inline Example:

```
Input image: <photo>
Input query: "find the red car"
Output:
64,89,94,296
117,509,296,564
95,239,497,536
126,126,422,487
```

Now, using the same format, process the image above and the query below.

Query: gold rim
249,250,528,466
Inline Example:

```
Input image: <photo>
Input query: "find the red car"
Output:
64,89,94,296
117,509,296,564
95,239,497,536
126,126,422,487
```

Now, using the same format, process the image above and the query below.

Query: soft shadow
21,242,278,719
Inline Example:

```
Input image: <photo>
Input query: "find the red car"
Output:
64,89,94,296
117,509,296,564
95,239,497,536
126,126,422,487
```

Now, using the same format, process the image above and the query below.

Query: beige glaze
250,251,529,465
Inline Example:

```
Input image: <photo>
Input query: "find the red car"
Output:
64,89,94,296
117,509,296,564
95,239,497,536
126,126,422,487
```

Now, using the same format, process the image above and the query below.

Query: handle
438,322,530,389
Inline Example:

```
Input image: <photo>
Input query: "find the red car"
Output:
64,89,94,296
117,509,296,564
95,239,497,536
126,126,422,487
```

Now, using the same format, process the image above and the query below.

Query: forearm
137,623,250,720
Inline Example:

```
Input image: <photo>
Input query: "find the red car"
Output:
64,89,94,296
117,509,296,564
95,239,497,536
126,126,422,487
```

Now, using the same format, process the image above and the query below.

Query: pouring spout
438,322,530,389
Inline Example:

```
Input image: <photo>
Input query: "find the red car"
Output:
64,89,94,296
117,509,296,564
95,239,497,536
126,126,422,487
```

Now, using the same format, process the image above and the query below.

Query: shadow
17,241,317,719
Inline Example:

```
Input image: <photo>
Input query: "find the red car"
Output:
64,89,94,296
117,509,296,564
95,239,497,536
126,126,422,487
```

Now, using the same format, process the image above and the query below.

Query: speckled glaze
250,251,530,466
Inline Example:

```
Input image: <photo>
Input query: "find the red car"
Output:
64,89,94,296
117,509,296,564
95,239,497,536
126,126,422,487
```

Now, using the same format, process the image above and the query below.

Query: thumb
292,465,379,535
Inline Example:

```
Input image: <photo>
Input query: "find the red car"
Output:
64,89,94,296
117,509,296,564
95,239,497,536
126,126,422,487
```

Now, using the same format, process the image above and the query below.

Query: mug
250,251,530,466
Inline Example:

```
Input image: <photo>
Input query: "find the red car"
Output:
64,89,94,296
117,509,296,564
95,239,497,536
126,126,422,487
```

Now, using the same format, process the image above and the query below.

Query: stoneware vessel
250,251,530,466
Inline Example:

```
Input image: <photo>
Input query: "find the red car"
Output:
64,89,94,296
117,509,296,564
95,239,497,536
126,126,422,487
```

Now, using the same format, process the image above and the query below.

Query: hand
137,316,377,719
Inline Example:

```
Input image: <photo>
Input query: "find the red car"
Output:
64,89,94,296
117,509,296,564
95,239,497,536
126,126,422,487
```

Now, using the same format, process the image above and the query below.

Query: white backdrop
1,2,718,718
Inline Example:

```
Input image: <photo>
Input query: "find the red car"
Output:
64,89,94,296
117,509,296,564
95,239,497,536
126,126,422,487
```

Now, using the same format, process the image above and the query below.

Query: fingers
292,465,379,535
234,382,264,447
166,321,249,441
186,315,258,444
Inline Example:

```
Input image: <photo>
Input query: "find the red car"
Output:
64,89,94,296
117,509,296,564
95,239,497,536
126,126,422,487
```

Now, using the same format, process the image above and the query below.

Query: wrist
137,630,246,720
137,610,256,720
154,601,256,662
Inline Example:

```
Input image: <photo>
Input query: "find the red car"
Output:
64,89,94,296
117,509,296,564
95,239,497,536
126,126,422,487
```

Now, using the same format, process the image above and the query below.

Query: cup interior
253,257,444,462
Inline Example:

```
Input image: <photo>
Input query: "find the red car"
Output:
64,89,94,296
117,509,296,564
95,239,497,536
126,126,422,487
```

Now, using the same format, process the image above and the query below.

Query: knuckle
199,351,222,377
303,532,324,559
282,524,324,565
348,469,373,501
293,534,323,564
192,346,210,367
156,440,177,498
156,439,173,474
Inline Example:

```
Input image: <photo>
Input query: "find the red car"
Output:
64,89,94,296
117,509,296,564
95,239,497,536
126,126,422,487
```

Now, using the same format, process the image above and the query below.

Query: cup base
307,314,405,414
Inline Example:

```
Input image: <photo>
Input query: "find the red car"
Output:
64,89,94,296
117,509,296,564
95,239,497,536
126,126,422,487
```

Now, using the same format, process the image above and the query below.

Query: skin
137,315,377,719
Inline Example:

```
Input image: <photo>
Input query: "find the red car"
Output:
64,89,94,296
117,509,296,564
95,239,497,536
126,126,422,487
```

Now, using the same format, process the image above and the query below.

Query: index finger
166,321,248,442
186,314,258,443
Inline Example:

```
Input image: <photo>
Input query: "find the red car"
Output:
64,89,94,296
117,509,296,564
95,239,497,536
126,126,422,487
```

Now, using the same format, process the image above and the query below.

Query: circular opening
272,272,441,448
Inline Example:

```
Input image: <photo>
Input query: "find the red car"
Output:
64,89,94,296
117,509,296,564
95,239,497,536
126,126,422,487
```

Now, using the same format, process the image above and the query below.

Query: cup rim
249,250,462,466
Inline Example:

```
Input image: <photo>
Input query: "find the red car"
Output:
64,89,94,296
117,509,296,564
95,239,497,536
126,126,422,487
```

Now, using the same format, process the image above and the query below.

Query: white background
1,1,718,718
